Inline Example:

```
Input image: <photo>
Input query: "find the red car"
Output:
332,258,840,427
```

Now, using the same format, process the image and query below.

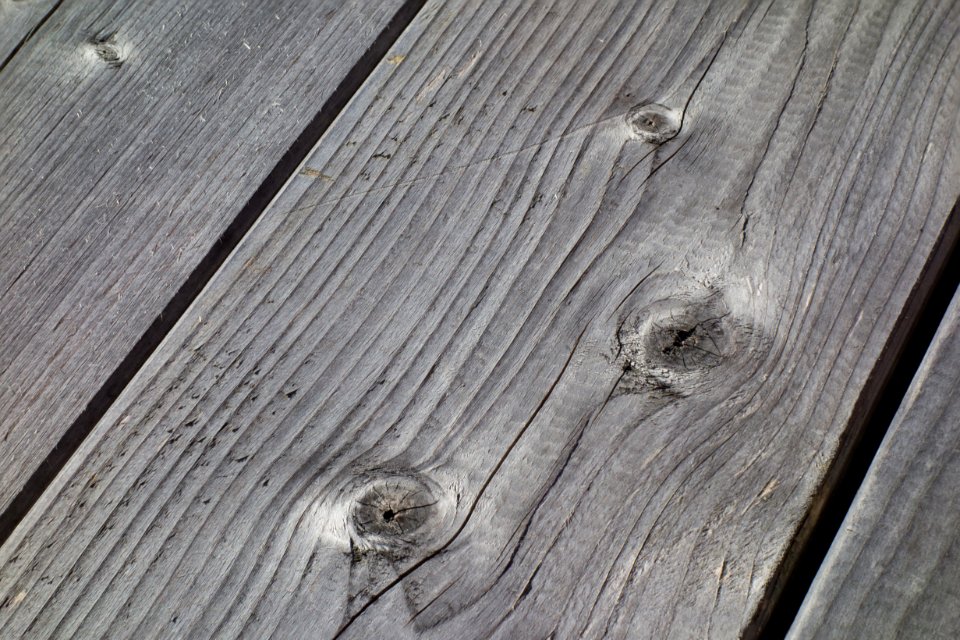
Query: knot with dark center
350,474,440,553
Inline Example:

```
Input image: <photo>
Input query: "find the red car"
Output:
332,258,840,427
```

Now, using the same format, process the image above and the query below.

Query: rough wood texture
0,0,406,513
0,0,59,64
789,286,960,640
1,0,959,638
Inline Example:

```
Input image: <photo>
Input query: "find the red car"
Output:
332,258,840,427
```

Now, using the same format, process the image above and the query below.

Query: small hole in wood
349,473,442,555
671,327,696,347
626,103,681,144
614,289,758,396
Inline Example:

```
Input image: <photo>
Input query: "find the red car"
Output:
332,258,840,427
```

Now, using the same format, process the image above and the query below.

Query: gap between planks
789,237,960,638
4,3,956,637
0,0,428,545
758,199,960,638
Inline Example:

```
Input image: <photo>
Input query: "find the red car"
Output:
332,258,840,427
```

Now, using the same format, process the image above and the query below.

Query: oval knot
626,103,681,144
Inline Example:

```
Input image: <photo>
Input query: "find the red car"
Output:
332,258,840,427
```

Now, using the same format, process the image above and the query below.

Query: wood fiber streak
0,0,404,512
1,0,959,638
0,0,59,65
789,286,960,640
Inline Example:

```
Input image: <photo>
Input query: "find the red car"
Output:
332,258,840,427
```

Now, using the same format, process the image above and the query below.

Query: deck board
789,285,960,640
0,0,407,514
1,0,959,638
0,0,59,63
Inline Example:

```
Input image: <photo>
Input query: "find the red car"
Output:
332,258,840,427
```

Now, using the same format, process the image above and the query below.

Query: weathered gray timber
0,0,59,64
1,0,959,638
0,0,406,514
789,285,960,640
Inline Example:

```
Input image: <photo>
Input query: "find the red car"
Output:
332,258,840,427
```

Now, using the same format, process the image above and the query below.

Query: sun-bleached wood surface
0,0,59,64
0,0,407,515
0,0,958,638
789,285,960,640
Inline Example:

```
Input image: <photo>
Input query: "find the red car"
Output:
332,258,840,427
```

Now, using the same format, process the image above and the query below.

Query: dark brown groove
0,0,428,547
749,197,960,639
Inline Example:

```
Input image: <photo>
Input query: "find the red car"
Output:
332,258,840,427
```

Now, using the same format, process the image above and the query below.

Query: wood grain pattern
0,0,406,514
789,285,960,640
0,0,59,64
1,0,959,637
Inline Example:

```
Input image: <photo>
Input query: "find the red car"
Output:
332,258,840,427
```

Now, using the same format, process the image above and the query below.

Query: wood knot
648,314,725,372
626,103,681,144
616,291,754,395
87,33,125,68
347,472,449,557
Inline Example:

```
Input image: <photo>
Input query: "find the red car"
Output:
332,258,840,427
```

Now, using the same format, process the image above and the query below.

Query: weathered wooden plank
0,0,59,64
1,0,959,638
788,284,960,640
0,0,410,515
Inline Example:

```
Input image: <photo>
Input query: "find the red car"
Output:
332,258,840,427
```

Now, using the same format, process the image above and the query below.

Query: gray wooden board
1,0,959,638
0,0,406,513
0,0,59,65
789,286,960,640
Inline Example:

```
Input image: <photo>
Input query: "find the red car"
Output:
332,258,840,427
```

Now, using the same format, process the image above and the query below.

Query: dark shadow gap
0,0,427,546
0,0,67,76
749,198,960,639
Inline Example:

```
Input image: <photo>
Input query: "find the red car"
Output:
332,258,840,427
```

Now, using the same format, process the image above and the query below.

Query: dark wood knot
88,33,124,68
626,103,681,144
348,473,443,556
617,291,753,395
648,313,726,372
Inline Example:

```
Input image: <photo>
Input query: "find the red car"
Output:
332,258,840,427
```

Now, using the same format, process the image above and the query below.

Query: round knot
348,472,448,555
647,314,726,372
626,103,681,144
88,33,125,68
615,289,758,395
